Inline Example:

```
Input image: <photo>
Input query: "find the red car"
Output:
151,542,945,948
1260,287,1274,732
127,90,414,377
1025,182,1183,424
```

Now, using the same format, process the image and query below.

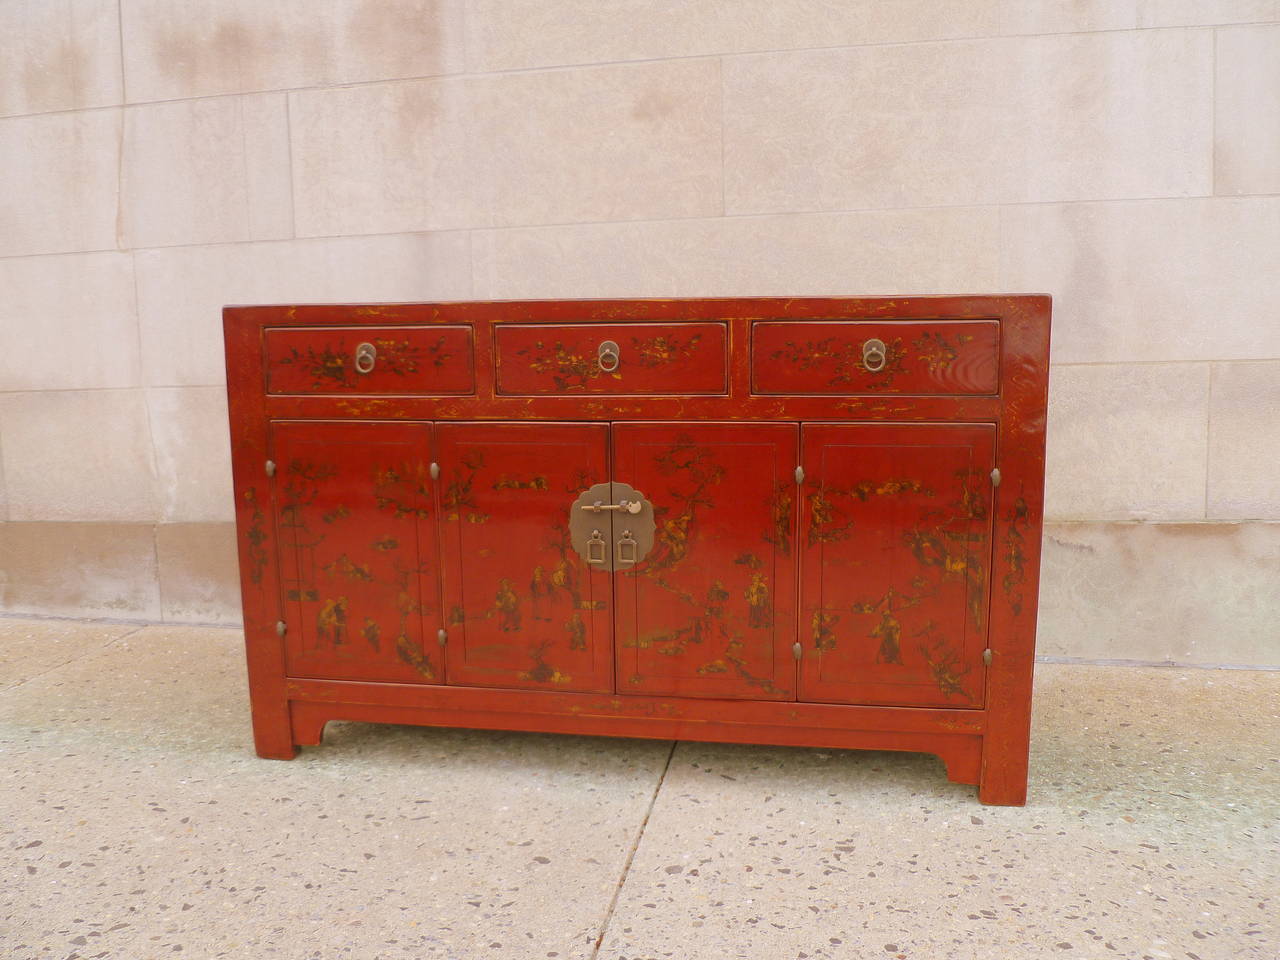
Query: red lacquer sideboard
224,295,1050,805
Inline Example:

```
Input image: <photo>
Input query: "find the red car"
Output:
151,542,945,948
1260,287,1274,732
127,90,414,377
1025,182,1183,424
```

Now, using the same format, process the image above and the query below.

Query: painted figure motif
271,423,441,684
802,425,994,706
616,427,795,699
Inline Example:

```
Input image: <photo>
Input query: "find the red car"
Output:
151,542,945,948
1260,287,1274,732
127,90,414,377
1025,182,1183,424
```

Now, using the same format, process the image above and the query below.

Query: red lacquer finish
613,422,798,700
495,322,727,395
271,420,442,684
752,320,1000,395
436,422,613,693
798,423,995,709
266,325,475,395
224,295,1050,804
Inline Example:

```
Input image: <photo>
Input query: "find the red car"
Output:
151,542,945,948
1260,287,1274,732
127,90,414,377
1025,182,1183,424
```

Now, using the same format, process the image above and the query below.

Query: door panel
271,420,442,683
799,423,994,708
437,422,613,693
613,423,798,700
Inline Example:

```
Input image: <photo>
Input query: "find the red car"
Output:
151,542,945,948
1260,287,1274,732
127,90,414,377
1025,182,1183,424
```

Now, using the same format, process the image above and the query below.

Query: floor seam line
0,624,149,695
590,739,678,959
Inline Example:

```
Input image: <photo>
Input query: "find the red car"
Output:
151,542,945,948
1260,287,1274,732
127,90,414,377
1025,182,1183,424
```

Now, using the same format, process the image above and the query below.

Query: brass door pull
579,499,643,514
586,529,607,565
617,530,638,565
569,481,655,570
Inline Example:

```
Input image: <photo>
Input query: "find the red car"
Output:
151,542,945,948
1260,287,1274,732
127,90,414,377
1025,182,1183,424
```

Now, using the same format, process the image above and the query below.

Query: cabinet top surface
224,294,1051,326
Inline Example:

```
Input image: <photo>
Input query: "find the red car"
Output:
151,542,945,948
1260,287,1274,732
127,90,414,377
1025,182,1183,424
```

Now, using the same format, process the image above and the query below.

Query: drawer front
265,325,474,395
752,320,1000,395
495,322,728,395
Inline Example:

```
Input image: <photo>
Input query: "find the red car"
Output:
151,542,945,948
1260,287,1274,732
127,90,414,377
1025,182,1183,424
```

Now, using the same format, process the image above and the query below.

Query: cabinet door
437,423,613,693
613,423,798,699
799,423,994,708
271,420,442,683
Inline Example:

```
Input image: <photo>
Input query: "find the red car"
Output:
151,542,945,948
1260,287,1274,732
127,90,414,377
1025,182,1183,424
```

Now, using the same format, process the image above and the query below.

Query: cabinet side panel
980,296,1051,806
224,307,294,757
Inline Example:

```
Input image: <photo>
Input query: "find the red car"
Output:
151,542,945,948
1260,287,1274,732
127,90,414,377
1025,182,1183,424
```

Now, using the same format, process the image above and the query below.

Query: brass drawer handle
862,338,887,373
354,341,377,374
598,340,620,373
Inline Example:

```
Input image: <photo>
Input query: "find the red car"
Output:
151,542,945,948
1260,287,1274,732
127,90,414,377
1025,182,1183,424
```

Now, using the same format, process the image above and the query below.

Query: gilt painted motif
799,423,995,708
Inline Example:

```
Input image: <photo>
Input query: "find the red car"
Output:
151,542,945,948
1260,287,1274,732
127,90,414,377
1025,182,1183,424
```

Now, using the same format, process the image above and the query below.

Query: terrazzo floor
0,617,1275,960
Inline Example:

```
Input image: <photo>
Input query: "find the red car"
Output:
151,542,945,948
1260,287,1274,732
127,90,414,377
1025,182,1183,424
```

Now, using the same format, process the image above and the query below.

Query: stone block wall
1,1,1277,665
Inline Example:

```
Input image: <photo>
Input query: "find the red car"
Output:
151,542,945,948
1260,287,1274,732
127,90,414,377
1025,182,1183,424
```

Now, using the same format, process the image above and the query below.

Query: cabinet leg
977,735,1030,806
251,702,299,760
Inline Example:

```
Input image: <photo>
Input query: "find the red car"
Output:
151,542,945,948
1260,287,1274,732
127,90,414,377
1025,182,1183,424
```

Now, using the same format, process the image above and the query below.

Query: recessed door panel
271,420,442,683
437,422,613,693
799,423,994,708
613,422,798,700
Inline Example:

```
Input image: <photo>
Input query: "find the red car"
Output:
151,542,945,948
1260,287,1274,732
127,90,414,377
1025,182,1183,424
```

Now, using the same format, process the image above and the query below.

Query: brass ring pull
598,340,620,373
862,338,887,373
354,341,377,375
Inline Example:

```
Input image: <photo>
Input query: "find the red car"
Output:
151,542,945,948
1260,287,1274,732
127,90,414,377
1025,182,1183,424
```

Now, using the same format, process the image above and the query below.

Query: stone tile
724,30,1212,215
0,617,139,690
157,522,241,624
1215,25,1280,197
1045,363,1209,522
121,0,466,102
996,0,1141,33
0,390,157,522
1000,198,1280,363
0,252,139,392
995,0,1279,32
465,0,997,72
1039,521,1280,665
133,232,472,386
291,60,722,237
473,207,1000,299
0,0,123,117
0,109,121,257
0,620,671,958
288,78,478,237
601,663,1280,958
146,387,233,522
1208,361,1280,520
0,523,161,620
1137,0,1280,27
469,58,722,229
121,93,293,249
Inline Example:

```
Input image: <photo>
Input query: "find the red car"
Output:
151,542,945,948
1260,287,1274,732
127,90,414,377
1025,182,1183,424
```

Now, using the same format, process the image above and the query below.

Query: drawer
265,325,474,395
752,320,1000,395
495,322,727,395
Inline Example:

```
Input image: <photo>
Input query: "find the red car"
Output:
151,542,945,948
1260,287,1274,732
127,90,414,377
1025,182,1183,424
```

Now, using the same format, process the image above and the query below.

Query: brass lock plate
568,480,656,572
